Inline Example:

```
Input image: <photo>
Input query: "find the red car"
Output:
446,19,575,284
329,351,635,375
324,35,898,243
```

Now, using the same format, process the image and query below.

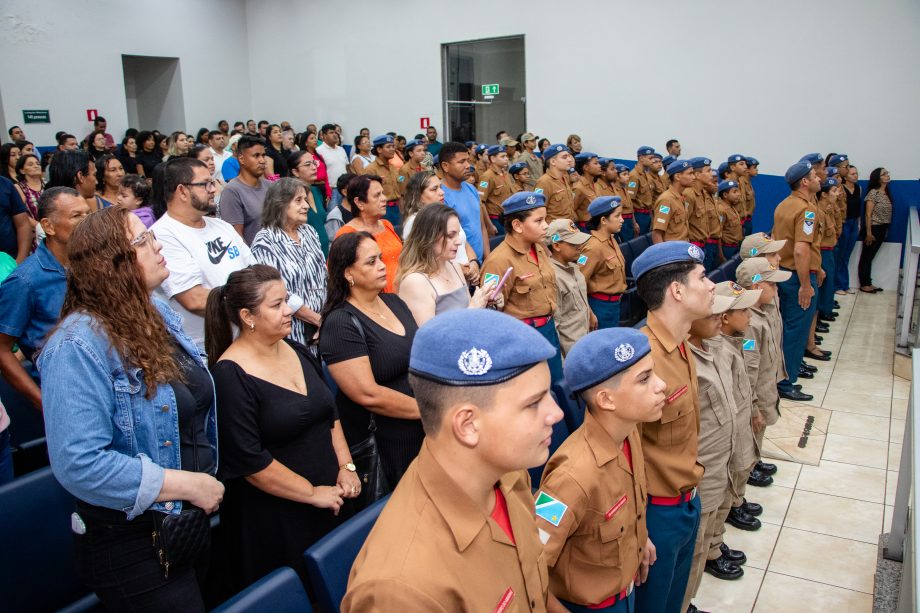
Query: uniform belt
588,292,622,302
809,269,818,274
821,246,834,251
621,213,634,219
689,241,705,248
742,216,752,221
706,238,719,244
648,487,697,506
488,214,500,220
634,208,650,214
588,577,637,609
722,242,739,248
386,200,399,207
522,315,553,328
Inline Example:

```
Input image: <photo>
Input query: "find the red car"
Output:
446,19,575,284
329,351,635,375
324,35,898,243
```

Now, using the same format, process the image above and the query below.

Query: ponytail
204,285,233,368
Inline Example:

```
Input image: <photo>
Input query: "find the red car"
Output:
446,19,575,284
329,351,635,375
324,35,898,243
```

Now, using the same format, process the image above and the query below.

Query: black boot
741,497,764,516
720,542,747,565
727,506,762,531
747,468,774,487
705,555,744,580
756,461,777,476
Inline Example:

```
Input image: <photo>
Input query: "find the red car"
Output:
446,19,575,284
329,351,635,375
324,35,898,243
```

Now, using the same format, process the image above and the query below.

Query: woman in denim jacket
39,207,224,611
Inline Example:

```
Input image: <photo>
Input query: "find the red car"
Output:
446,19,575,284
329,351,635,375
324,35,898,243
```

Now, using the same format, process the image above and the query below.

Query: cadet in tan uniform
397,138,427,197
725,154,751,236
480,144,520,235
544,219,594,355
580,197,627,330
683,157,718,269
482,191,563,383
342,308,565,612
535,144,577,223
573,152,602,228
538,327,666,612
517,132,544,188
510,161,532,192
651,159,694,244
474,143,489,179
361,134,402,225
743,156,760,235
613,164,639,241
717,180,744,260
816,178,841,320
627,146,657,235
595,159,616,197
630,241,715,613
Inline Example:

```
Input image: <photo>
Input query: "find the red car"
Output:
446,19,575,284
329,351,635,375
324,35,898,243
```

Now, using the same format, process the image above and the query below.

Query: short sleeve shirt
218,177,271,245
0,242,66,360
0,176,26,259
867,189,892,225
652,190,690,241
482,239,557,319
772,192,818,270
535,173,576,222
578,231,626,295
443,182,485,260
479,168,520,217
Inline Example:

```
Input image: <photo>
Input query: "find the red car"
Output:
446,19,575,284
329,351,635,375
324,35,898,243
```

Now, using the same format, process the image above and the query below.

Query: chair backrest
707,267,726,283
0,467,97,612
304,495,389,613
723,254,741,281
489,234,505,251
212,567,313,613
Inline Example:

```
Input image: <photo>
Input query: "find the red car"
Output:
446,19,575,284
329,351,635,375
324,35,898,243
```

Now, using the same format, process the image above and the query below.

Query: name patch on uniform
743,339,756,351
535,491,568,527
577,254,588,266
660,206,671,215
480,181,489,188
667,385,689,404
606,495,628,520
656,218,666,224
628,181,637,188
534,188,544,194
804,211,816,220
518,273,535,280
494,587,515,613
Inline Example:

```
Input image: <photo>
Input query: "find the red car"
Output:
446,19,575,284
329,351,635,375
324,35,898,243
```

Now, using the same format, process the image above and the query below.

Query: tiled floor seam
761,569,875,595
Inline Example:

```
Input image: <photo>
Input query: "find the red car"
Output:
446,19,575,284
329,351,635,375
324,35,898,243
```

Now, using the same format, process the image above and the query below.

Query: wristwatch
340,463,356,472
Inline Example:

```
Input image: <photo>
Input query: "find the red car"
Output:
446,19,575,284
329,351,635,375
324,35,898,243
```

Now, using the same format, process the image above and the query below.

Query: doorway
122,55,186,132
442,36,526,144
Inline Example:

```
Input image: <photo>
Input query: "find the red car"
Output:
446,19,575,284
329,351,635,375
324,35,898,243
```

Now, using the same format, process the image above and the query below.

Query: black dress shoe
804,349,831,361
819,313,837,322
687,603,712,613
720,542,748,565
815,322,830,333
834,301,841,308
814,334,823,342
747,469,774,488
802,363,817,373
797,368,814,379
705,555,744,580
794,384,803,390
728,505,763,530
741,497,764,516
779,388,814,401
756,461,777,476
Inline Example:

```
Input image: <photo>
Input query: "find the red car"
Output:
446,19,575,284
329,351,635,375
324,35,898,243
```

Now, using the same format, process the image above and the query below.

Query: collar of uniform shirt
646,310,683,354
583,410,631,468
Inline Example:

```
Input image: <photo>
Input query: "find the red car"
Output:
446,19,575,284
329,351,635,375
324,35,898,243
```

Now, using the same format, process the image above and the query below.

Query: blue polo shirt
442,181,484,260
0,242,67,362
0,176,27,259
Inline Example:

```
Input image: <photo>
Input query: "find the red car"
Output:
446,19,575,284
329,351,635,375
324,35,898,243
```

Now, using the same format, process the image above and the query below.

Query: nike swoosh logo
209,244,230,265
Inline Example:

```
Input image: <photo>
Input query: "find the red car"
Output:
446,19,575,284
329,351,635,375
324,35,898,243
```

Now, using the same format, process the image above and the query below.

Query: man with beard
153,157,251,349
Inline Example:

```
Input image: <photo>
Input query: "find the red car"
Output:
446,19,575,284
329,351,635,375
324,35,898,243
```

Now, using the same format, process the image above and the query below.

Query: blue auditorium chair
489,234,505,251
529,392,571,487
722,254,741,280
708,267,726,283
212,567,313,613
304,495,389,613
551,379,585,432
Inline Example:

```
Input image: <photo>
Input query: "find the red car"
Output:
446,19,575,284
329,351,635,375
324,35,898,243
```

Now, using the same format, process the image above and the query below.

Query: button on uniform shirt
548,257,590,355
342,442,551,612
688,339,736,514
718,335,758,481
652,189,690,241
718,199,744,246
535,173,576,223
772,192,819,271
640,311,703,497
516,151,544,188
361,156,401,201
397,162,425,197
744,307,782,425
684,184,715,244
537,416,647,606
482,240,557,319
479,168,519,217
573,178,600,223
626,167,654,211
579,230,626,296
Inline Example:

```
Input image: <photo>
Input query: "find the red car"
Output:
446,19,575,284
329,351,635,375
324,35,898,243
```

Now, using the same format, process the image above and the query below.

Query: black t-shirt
170,344,215,475
266,146,289,178
845,183,862,220
136,150,161,178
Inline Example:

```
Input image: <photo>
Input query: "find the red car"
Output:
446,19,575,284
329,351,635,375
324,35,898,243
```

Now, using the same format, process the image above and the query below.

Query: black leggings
858,223,889,287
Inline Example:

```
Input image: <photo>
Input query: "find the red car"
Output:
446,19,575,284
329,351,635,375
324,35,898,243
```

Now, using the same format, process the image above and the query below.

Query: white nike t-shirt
152,212,251,349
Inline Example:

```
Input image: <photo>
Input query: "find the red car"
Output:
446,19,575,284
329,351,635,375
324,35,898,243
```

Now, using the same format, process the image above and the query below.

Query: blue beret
564,328,652,394
502,191,546,216
717,180,739,194
785,161,813,185
826,166,840,177
662,155,676,168
799,152,823,165
614,164,629,173
588,196,622,218
508,162,527,175
464,141,476,148
567,167,577,175
372,134,394,147
636,146,655,157
631,241,704,281
828,153,848,166
666,159,692,176
405,138,426,151
543,144,569,161
597,157,611,167
822,177,839,191
717,161,729,177
432,155,439,165
574,151,598,162
727,154,746,164
475,144,488,154
651,152,663,161
487,145,507,156
410,309,556,386
689,156,712,169
745,156,760,166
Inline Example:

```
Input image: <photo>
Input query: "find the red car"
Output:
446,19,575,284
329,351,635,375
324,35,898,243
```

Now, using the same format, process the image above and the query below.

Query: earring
248,322,255,332
346,277,355,287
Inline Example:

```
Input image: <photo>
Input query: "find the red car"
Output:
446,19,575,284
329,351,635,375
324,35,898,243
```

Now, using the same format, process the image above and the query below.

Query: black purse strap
348,311,377,434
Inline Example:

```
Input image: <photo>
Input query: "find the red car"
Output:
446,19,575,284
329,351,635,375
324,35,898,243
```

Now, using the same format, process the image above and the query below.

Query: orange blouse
335,220,403,293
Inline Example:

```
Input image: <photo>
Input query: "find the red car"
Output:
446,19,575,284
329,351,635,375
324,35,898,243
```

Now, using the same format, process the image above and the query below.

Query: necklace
352,297,388,320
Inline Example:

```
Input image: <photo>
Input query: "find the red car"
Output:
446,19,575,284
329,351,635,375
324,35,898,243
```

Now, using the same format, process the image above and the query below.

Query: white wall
0,0,253,145
246,0,920,179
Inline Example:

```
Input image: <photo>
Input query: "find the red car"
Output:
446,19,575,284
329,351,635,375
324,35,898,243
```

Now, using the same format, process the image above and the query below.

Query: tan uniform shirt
549,257,590,355
760,300,787,381
536,173,576,223
573,178,600,223
772,192,819,271
361,156,401,201
595,177,616,198
718,199,744,246
684,184,715,244
613,183,635,217
480,167,520,217
517,150,543,188
343,442,551,612
652,189,690,241
726,172,749,221
537,417,647,605
704,190,721,241
719,335,759,477
738,175,755,219
397,162,424,197
744,307,782,424
689,339,736,514
482,239,558,319
818,197,838,249
579,230,626,295
640,311,704,497
626,167,655,212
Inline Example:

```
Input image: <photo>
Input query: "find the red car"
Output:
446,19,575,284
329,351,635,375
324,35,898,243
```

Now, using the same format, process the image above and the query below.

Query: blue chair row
213,567,313,613
707,254,742,284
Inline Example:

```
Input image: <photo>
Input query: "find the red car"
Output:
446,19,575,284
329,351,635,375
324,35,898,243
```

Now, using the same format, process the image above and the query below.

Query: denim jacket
38,298,217,520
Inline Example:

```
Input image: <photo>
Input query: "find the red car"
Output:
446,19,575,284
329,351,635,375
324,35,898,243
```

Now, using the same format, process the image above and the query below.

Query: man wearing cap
612,164,639,241
800,153,826,182
480,145,520,235
544,219,595,354
361,134,402,225
628,147,657,235
717,180,745,261
536,144,577,223
537,327,666,612
580,196,627,330
631,241,715,613
510,162,532,192
725,155,751,236
516,133,543,187
573,152,602,228
397,138,428,196
651,160,694,244
684,157,718,269
771,160,821,402
342,309,566,611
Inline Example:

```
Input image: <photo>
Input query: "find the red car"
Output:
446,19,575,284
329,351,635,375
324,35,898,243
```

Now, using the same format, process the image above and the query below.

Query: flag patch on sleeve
535,491,568,527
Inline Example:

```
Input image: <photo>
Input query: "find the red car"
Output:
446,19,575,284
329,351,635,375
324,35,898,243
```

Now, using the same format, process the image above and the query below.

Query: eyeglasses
184,180,218,190
130,229,157,249
299,160,318,168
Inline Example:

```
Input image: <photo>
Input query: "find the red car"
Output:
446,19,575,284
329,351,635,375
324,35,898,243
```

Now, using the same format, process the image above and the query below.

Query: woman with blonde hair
566,133,583,155
163,131,190,162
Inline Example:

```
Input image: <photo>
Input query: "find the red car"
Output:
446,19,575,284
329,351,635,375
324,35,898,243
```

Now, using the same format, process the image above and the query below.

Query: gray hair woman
250,177,327,345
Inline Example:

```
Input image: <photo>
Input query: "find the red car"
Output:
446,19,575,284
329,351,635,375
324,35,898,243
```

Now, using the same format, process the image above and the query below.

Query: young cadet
342,309,565,611
361,134,402,225
683,157,717,266
651,159,694,244
627,146,657,235
613,164,639,241
474,143,489,179
772,160,821,402
510,161,532,192
683,288,747,612
573,152,602,229
579,197,627,329
724,154,751,236
538,327,666,612
517,132,543,187
482,191,563,383
631,241,715,613
745,156,760,235
397,138,427,196
544,219,595,355
595,159,615,198
816,177,841,321
649,153,667,202
536,144,577,223
717,179,745,261
480,145,519,235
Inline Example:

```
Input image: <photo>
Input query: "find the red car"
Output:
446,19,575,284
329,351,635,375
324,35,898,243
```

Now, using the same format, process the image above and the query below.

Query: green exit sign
482,84,500,96
22,109,50,124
